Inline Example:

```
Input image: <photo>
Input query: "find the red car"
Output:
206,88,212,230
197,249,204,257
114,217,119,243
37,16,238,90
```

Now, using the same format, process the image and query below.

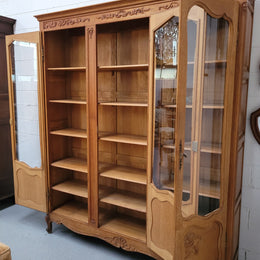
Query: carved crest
159,0,179,10
97,7,150,20
184,232,202,258
43,17,90,30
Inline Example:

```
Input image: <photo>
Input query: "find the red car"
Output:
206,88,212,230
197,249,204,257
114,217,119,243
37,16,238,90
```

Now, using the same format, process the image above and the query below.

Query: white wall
1,0,260,258
239,1,260,259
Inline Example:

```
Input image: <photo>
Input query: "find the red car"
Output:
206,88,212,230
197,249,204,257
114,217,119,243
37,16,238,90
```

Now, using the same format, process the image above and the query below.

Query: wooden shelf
51,157,88,173
187,60,227,65
161,104,192,109
203,104,224,109
52,179,88,198
199,181,220,199
162,179,220,199
52,201,88,223
98,64,148,71
50,128,87,138
101,215,146,242
49,99,87,105
100,191,146,213
163,142,191,151
100,165,146,185
201,144,221,154
162,142,221,154
100,134,147,146
162,178,191,193
205,60,227,64
99,102,148,107
48,67,86,71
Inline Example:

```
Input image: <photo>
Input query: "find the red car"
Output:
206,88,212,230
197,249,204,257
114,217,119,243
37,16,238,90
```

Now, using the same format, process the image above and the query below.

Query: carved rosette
43,17,90,30
159,0,179,10
104,237,137,252
184,232,202,259
97,7,150,20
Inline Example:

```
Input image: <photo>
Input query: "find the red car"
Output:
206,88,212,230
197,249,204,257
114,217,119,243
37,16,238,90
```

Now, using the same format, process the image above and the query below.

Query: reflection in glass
198,16,228,215
182,6,229,217
11,41,41,168
153,17,179,191
182,19,198,205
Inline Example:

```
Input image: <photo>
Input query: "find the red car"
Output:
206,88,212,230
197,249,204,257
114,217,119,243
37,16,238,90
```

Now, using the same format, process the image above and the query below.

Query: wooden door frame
6,32,48,212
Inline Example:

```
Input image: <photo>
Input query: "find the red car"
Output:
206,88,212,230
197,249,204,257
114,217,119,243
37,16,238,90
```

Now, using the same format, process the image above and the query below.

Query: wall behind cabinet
0,0,260,259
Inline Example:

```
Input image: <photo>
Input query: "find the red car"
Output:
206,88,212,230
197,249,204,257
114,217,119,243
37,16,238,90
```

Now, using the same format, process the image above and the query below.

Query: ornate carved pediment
159,0,179,10
97,7,150,20
43,17,90,30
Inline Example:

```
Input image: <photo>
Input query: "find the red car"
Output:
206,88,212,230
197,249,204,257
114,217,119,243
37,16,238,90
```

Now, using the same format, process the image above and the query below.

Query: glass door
147,6,185,260
6,32,47,212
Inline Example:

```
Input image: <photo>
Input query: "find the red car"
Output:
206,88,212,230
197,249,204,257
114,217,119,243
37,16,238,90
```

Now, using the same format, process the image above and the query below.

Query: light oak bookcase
6,0,254,259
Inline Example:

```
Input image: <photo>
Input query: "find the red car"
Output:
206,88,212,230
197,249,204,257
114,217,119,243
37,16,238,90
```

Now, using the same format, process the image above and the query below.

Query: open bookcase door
147,6,185,260
6,32,47,213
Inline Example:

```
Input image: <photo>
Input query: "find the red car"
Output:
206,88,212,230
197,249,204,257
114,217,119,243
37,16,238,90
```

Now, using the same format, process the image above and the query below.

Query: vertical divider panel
87,25,98,226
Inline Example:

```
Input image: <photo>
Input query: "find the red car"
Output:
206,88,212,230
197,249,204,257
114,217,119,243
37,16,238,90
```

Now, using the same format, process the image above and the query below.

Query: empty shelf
52,180,88,198
100,165,146,185
204,60,227,64
101,215,146,242
98,64,148,71
49,99,87,105
163,104,192,109
203,105,224,109
163,142,191,151
100,134,147,146
51,157,88,173
201,144,221,154
48,67,86,71
52,201,88,223
100,192,146,213
199,181,220,199
50,128,87,138
99,102,148,107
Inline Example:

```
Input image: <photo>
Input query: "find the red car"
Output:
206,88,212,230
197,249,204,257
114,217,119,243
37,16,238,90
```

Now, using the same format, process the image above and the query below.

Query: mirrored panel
153,16,179,191
10,41,41,168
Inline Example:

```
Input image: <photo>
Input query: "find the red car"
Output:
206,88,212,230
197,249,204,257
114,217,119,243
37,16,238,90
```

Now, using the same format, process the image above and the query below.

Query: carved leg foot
45,214,52,233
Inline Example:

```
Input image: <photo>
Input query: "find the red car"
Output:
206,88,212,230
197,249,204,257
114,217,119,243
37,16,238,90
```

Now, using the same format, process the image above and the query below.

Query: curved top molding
182,0,237,21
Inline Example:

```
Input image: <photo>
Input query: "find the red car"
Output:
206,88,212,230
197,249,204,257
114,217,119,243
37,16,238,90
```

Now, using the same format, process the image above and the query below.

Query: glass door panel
198,15,228,216
153,16,179,191
182,7,229,217
11,41,41,168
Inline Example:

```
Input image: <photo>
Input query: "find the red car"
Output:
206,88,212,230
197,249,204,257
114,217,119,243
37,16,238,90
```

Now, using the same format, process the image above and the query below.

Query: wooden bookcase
5,0,254,259
97,19,149,239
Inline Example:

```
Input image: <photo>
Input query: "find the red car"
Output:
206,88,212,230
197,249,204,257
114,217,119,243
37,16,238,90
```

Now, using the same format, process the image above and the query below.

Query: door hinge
192,141,198,152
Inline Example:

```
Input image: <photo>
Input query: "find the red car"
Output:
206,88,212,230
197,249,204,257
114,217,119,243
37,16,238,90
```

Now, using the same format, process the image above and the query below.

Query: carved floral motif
88,27,94,39
43,17,90,29
104,237,137,252
159,0,179,10
97,7,150,20
184,232,202,259
242,0,255,9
